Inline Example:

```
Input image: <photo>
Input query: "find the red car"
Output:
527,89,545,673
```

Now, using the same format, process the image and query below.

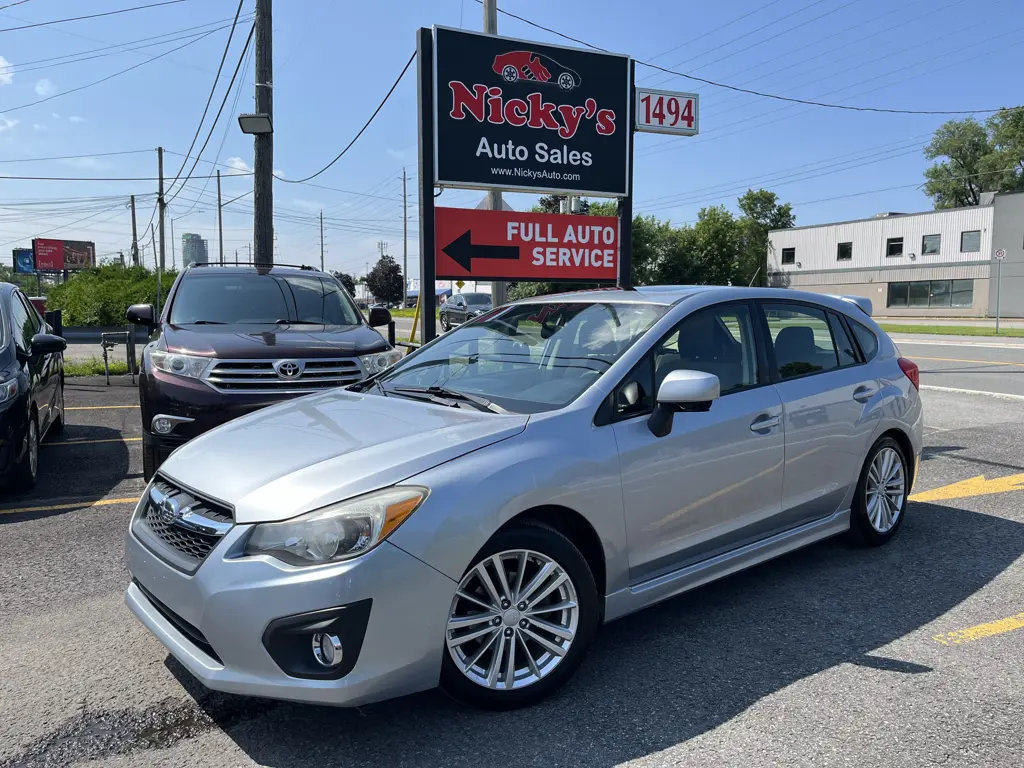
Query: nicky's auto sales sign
434,27,630,197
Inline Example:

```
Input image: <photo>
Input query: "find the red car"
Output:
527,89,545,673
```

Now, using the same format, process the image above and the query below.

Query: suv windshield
377,301,666,413
463,293,491,306
169,273,362,326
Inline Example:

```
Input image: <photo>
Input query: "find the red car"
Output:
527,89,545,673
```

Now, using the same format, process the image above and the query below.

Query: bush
47,265,177,326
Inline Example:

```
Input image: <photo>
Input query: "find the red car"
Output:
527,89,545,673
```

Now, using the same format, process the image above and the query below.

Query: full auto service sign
434,26,630,197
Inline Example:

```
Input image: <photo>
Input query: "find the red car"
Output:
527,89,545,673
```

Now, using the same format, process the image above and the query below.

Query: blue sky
0,0,1021,279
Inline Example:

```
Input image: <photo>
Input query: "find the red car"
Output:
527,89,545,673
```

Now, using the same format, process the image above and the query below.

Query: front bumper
124,509,457,706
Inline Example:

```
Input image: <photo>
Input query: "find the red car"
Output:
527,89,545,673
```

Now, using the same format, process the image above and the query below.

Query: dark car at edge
0,283,67,490
127,264,400,480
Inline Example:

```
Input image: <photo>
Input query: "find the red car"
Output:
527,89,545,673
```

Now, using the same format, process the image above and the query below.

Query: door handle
750,414,781,433
853,385,877,403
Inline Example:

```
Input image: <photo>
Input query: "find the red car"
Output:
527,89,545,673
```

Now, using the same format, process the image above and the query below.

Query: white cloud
33,123,47,131
34,78,56,97
0,116,18,133
386,148,409,161
51,112,60,119
226,156,253,173
68,115,86,123
0,55,13,86
273,168,284,177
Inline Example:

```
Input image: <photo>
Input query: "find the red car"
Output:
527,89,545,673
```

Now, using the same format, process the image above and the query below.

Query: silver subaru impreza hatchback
125,286,922,710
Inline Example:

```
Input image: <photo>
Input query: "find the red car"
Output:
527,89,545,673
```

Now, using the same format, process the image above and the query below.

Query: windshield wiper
274,319,323,325
390,385,507,414
188,320,226,325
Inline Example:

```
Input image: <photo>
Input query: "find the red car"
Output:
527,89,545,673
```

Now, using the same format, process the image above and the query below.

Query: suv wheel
13,415,39,491
440,522,599,710
439,313,450,332
50,380,65,435
850,436,908,546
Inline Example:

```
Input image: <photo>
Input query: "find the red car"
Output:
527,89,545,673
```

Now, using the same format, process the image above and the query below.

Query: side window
654,304,759,396
849,321,879,362
10,293,34,352
828,312,859,366
762,303,840,380
612,353,655,420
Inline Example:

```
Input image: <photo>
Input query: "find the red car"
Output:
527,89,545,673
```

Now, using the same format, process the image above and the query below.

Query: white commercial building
768,191,1024,317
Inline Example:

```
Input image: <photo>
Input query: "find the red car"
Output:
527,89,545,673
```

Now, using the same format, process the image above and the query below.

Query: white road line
892,338,1024,350
920,385,1024,401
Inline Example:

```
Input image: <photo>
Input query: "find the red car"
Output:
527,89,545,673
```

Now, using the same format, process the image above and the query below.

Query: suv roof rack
188,261,320,271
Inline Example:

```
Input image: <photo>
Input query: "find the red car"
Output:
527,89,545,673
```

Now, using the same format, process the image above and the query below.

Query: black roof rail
188,261,319,271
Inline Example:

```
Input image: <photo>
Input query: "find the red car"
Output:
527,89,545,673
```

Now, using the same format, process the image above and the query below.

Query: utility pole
217,169,225,264
170,215,176,270
483,0,506,307
157,146,167,276
247,243,252,264
402,167,408,308
151,221,161,316
253,0,274,267
319,210,325,272
129,194,139,267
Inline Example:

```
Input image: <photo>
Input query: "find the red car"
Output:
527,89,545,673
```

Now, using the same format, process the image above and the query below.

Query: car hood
159,389,529,524
161,323,388,359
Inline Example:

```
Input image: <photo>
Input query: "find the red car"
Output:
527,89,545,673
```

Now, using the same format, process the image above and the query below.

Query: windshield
377,301,667,413
463,293,491,306
169,273,362,326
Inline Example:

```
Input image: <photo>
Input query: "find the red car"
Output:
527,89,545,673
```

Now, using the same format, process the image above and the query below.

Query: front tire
50,380,65,436
849,436,908,546
12,415,39,491
440,522,599,710
439,313,450,332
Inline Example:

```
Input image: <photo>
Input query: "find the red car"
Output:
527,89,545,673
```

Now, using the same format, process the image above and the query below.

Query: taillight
898,358,919,390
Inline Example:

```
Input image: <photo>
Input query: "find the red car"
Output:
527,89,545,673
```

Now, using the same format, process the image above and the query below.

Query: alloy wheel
27,419,38,479
865,446,904,533
446,549,579,690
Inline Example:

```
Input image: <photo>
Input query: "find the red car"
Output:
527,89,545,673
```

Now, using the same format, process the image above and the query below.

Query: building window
887,279,973,309
960,230,981,252
922,234,941,255
837,242,853,261
781,247,795,265
886,237,904,257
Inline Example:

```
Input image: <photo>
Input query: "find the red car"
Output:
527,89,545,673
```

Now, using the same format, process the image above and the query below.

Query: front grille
133,477,233,573
134,579,222,663
204,358,364,393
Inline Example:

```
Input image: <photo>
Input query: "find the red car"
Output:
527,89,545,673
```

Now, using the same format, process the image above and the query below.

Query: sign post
417,27,438,344
994,248,1006,333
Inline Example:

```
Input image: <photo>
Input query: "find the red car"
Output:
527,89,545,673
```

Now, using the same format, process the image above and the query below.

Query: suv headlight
359,348,402,375
149,347,212,379
244,486,427,566
0,377,18,404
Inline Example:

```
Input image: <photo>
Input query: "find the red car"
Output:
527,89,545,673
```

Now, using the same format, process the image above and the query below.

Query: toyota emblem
274,360,303,379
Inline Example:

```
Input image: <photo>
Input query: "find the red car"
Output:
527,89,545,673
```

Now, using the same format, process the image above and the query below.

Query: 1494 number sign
635,88,699,136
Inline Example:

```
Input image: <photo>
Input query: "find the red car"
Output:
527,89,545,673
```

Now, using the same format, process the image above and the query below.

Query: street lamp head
238,113,273,135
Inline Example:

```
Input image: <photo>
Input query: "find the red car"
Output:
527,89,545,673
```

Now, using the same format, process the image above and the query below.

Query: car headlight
244,486,428,566
0,377,18,404
149,348,212,379
358,348,402,375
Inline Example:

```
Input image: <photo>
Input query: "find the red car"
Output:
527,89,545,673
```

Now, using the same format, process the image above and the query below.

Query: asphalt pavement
1,339,1022,767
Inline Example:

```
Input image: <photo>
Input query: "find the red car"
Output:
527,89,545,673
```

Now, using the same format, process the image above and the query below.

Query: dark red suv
127,264,399,480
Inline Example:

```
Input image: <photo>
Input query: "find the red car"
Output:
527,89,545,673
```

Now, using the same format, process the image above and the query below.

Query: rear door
611,301,786,583
758,301,880,527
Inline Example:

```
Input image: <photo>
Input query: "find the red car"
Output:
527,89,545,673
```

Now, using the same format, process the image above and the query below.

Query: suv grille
204,358,364,393
133,478,233,573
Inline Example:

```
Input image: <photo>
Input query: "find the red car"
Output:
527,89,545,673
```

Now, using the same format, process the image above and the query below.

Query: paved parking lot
1,344,1022,767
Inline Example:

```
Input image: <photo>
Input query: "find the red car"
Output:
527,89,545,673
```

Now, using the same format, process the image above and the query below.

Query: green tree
365,254,404,305
46,265,176,325
736,189,795,287
532,195,591,215
923,118,994,208
331,271,357,295
983,107,1024,193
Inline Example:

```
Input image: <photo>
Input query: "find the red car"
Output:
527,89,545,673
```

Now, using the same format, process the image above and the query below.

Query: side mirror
368,307,392,327
30,332,67,356
127,303,156,328
648,370,720,438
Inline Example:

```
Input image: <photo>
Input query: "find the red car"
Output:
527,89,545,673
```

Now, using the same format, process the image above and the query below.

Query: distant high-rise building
181,233,209,267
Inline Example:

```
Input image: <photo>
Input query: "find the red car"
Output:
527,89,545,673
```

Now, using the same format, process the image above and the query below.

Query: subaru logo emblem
157,496,181,524
274,360,303,379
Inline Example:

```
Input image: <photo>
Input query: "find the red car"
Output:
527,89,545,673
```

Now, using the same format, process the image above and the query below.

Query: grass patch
878,324,1024,338
65,358,136,377
386,308,439,318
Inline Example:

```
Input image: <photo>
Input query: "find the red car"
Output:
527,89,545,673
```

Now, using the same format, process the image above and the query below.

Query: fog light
312,632,343,668
153,417,173,435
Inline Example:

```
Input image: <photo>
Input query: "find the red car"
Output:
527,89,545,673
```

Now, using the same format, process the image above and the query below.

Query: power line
644,0,786,64
0,149,153,164
165,22,255,205
277,51,416,184
0,172,249,181
165,0,246,198
0,1,36,12
0,1,188,33
476,0,1017,116
0,26,222,113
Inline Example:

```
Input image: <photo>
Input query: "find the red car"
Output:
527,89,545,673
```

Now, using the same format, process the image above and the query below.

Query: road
893,334,1024,398
1,339,1022,767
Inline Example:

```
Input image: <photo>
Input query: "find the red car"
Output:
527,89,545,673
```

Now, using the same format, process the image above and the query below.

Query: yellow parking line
0,496,138,516
66,405,138,411
45,437,142,447
913,355,1024,368
933,612,1024,646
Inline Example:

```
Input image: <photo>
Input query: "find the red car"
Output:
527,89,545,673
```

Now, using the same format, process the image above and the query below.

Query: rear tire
439,313,450,332
440,522,599,710
849,436,908,546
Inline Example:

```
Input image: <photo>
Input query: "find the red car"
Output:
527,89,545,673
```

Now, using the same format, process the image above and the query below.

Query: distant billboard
32,239,96,270
12,248,34,274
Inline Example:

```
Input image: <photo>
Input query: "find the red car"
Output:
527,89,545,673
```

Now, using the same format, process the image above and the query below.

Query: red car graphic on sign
492,51,582,90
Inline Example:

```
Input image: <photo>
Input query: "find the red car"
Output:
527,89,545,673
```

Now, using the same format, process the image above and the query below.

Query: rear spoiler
829,295,872,316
